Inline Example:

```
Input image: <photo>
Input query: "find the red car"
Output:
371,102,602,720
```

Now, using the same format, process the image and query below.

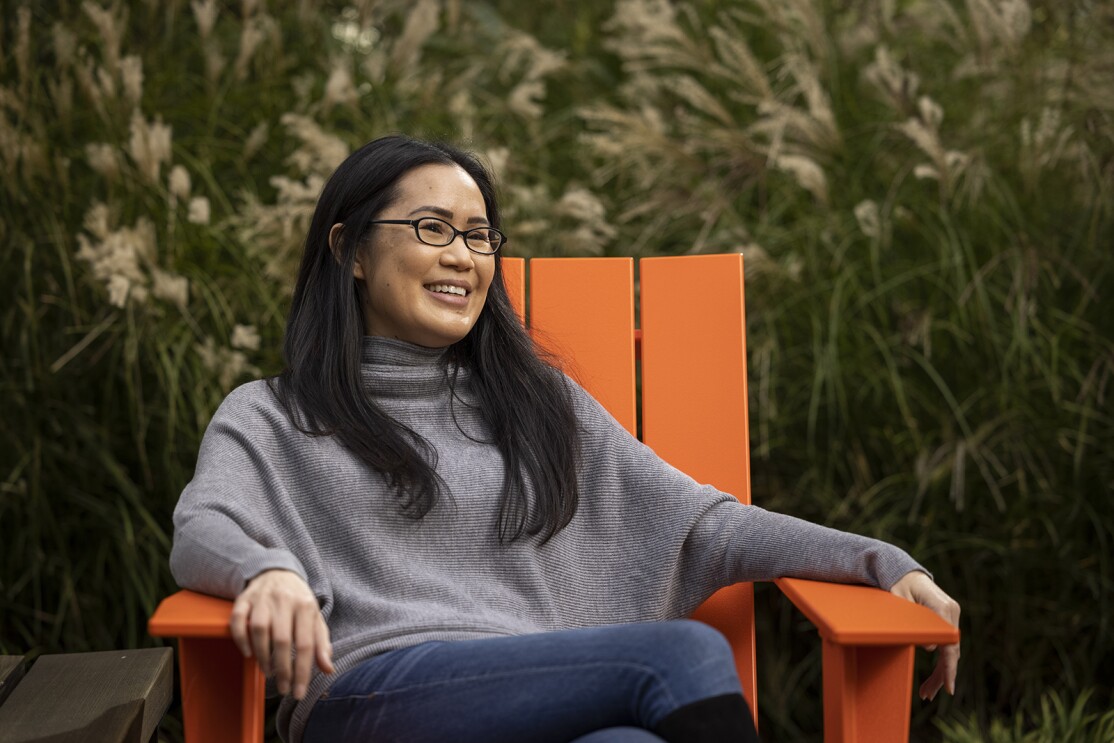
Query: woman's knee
618,620,742,709
649,620,735,670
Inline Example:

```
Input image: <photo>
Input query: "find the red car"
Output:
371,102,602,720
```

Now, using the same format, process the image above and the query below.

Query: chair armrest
149,590,264,743
774,578,960,743
149,589,235,638
774,577,958,645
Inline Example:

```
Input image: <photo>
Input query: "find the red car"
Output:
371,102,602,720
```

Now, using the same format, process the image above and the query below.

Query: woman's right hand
230,568,335,700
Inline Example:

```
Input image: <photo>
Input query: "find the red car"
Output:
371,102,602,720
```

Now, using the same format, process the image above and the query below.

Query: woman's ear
329,223,365,279
328,223,345,262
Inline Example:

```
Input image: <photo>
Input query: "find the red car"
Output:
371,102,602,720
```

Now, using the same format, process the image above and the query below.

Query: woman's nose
439,233,475,268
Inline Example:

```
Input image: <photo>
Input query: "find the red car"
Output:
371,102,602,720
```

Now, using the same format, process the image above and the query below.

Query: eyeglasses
369,217,506,255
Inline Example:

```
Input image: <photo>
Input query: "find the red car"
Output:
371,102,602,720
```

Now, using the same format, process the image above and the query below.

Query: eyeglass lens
416,218,502,253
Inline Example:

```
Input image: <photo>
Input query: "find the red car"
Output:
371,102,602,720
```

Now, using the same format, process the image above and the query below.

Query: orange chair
150,254,958,742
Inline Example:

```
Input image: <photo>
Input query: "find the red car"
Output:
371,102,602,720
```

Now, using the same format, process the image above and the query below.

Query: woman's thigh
303,620,741,743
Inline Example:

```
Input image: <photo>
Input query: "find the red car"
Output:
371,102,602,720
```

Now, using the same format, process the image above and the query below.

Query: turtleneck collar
360,336,450,367
359,336,470,400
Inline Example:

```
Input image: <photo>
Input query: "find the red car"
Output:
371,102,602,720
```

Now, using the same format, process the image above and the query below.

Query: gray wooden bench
0,648,171,743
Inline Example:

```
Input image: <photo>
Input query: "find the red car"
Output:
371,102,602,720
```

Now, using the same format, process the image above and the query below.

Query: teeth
427,284,466,296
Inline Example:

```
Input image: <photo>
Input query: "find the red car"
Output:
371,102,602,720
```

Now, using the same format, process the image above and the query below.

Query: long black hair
271,134,581,542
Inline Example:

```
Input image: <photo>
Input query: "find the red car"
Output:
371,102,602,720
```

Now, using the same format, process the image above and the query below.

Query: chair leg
821,641,915,743
177,637,265,743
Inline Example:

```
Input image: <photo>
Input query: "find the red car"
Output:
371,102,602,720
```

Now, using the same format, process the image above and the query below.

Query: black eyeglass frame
368,217,507,255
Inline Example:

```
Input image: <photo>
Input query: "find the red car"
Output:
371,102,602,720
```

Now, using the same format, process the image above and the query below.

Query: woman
170,135,960,743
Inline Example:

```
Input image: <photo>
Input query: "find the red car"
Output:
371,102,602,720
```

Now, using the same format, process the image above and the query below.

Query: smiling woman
167,134,958,743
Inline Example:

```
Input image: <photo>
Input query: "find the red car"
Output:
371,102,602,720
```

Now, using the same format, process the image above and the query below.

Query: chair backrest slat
500,257,526,324
639,254,758,719
640,254,751,503
529,258,637,435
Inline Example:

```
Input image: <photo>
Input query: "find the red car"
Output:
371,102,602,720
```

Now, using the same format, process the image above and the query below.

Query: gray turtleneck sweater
170,337,924,742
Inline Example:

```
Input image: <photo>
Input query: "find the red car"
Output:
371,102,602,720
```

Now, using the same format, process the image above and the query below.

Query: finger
942,642,961,695
919,665,945,701
292,603,318,699
249,604,273,676
271,608,295,696
315,616,335,675
229,597,253,658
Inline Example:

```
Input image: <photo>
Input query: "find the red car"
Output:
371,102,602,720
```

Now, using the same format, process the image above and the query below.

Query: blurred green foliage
1,0,1111,740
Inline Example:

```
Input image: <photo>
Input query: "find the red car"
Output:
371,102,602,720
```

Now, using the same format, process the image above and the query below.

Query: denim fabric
302,620,743,743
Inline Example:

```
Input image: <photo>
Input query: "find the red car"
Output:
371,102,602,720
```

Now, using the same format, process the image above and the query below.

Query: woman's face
351,163,496,348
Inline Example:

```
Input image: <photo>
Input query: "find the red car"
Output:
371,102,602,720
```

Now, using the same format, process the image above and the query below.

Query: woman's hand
889,570,960,701
230,569,335,700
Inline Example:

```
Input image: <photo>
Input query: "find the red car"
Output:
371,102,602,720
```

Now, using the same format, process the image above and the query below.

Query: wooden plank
149,588,233,638
775,578,960,645
0,648,172,743
500,256,526,324
639,254,758,722
529,258,637,434
640,254,750,501
0,656,26,707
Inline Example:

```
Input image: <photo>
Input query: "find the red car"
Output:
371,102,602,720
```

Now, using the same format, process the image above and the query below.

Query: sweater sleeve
564,377,927,613
169,382,326,605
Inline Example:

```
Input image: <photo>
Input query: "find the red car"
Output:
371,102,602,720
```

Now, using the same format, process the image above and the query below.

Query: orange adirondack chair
149,254,958,742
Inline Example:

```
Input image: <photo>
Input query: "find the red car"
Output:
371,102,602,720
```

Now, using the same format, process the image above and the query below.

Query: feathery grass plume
242,121,269,160
0,112,48,189
14,6,32,100
1018,107,1073,193
120,55,143,107
73,51,108,119
185,192,210,231
52,22,78,69
552,186,616,255
195,337,260,392
322,60,358,111
896,95,973,197
391,0,440,75
448,89,476,140
966,0,1032,55
853,199,881,240
707,24,770,101
86,142,122,181
191,0,218,39
203,40,226,85
280,113,349,175
234,172,326,281
47,75,74,125
127,111,172,184
482,146,509,181
234,15,268,81
82,1,126,75
230,324,261,351
168,164,192,203
75,203,156,308
150,267,189,310
863,45,920,113
187,196,210,225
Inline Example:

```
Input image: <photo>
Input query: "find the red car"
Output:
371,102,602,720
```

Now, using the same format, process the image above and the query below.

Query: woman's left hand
889,570,961,701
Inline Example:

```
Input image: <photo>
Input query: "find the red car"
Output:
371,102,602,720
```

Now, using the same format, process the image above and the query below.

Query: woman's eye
419,220,447,235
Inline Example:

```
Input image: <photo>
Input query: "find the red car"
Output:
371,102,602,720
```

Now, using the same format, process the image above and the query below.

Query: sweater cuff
237,548,309,593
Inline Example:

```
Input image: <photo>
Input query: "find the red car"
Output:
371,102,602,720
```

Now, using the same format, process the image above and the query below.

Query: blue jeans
302,620,745,743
